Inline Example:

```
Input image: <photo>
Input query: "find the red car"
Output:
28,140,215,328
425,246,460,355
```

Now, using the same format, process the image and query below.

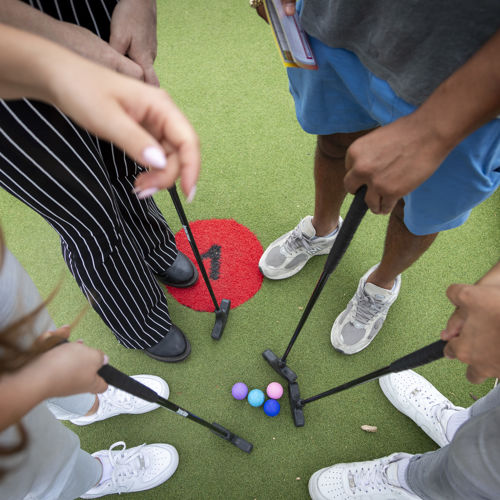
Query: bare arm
0,23,200,198
344,29,500,213
0,0,144,79
0,341,107,432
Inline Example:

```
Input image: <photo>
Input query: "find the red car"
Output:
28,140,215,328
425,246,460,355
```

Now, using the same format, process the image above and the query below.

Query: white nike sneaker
70,375,169,425
309,453,421,499
81,441,178,498
259,216,343,280
379,370,466,447
331,264,401,354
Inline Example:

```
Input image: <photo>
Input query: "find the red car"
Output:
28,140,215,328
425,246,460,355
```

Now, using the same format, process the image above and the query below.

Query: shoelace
108,442,146,491
353,291,387,327
409,387,450,421
98,387,135,415
348,459,392,494
282,226,314,254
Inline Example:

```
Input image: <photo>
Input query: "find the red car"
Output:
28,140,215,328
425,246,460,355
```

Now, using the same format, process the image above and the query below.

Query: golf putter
288,339,447,427
263,185,368,383
98,363,253,453
168,185,230,340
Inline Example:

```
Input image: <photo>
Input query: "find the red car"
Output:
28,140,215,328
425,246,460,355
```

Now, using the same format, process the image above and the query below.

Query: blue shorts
287,37,500,235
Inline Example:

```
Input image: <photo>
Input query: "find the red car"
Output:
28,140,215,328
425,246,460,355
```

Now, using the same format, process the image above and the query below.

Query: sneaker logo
348,472,356,493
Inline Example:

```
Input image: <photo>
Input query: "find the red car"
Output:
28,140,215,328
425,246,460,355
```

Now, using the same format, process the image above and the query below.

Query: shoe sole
158,266,199,288
144,338,192,363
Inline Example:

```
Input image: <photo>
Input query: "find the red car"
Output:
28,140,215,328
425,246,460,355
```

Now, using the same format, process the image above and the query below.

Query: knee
317,134,353,161
390,198,405,222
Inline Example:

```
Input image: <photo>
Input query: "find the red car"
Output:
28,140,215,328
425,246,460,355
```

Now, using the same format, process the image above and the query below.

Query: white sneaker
70,375,169,426
308,453,421,499
259,216,343,280
81,441,178,498
331,264,401,354
379,370,465,447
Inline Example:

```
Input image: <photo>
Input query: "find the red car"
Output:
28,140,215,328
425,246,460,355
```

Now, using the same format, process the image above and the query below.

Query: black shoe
144,324,191,362
156,252,198,288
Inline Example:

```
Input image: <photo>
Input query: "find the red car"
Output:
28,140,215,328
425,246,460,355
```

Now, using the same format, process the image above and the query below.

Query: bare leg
367,199,438,289
313,130,374,236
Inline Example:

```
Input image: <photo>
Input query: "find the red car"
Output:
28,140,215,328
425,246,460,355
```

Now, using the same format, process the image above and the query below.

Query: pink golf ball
266,382,283,400
231,382,248,400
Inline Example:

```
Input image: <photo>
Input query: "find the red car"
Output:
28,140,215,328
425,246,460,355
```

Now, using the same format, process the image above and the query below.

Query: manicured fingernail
137,187,158,199
103,354,109,365
186,185,197,204
142,146,167,169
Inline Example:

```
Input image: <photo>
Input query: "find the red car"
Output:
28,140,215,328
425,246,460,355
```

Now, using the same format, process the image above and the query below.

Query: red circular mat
166,219,263,311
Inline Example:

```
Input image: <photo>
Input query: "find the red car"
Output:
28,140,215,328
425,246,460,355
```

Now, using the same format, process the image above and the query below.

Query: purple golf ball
231,382,248,400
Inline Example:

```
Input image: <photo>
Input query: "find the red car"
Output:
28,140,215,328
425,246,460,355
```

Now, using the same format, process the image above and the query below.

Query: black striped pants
0,0,179,349
0,100,177,348
0,98,178,349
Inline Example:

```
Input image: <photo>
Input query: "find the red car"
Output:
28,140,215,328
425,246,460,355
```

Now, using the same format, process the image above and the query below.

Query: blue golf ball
247,389,265,407
263,399,281,417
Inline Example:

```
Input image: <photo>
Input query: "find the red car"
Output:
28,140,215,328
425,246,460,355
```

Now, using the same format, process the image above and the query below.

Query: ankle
366,272,396,291
85,396,100,416
311,217,339,237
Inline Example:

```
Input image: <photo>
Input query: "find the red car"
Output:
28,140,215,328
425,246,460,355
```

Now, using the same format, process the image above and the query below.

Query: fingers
282,1,296,15
441,308,465,340
466,365,487,384
143,65,160,87
115,54,144,81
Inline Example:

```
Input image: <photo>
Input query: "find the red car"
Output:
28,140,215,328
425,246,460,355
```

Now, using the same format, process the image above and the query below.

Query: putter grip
98,364,159,403
389,340,447,373
324,185,368,271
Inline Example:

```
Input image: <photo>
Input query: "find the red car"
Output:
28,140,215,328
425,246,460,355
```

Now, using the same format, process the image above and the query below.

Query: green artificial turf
1,2,500,498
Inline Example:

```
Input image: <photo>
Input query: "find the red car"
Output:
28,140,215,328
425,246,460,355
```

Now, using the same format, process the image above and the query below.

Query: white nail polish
186,185,197,203
142,146,167,169
137,187,158,199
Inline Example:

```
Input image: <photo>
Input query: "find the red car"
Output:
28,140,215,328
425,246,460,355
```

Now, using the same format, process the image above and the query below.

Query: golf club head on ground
210,422,253,453
288,382,305,427
211,298,231,340
262,349,298,383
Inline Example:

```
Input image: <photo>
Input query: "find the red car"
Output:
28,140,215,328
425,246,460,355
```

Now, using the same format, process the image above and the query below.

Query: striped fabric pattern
0,0,178,349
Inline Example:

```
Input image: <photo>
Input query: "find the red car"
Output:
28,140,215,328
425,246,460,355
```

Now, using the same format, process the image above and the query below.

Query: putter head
211,299,231,340
211,422,253,453
288,382,305,427
262,349,297,383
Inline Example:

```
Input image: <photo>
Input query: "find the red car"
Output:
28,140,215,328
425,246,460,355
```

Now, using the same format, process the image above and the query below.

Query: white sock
96,456,113,485
311,225,339,240
394,457,413,493
444,408,470,441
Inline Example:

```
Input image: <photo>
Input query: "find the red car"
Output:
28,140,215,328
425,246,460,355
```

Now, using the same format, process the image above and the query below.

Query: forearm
0,0,64,42
412,29,500,152
0,361,53,431
0,24,80,102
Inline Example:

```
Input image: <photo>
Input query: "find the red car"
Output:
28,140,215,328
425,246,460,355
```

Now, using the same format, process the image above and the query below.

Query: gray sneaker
258,216,342,280
331,264,401,354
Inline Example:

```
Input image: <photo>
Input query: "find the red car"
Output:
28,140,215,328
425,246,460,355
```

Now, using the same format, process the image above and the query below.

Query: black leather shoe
156,251,198,288
144,324,191,362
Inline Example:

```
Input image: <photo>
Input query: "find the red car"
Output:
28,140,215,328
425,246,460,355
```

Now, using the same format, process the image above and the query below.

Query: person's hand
254,0,296,23
31,325,108,398
50,57,200,199
343,114,450,214
109,0,159,86
441,282,500,383
52,21,145,80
